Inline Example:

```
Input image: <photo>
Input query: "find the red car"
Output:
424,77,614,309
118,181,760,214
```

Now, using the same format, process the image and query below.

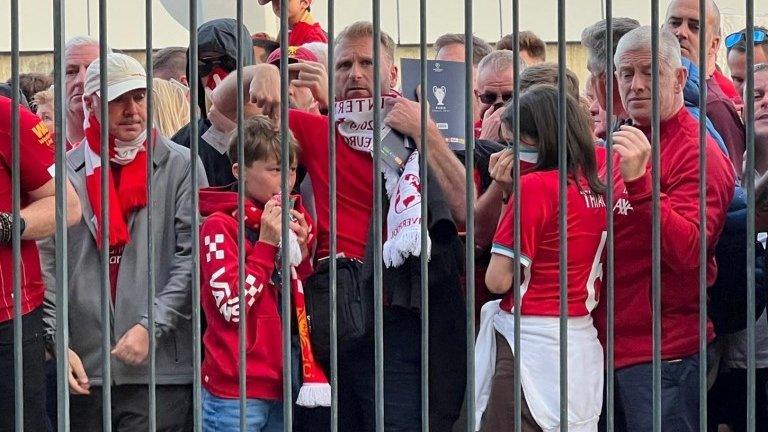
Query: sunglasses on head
478,91,513,105
725,29,768,49
198,57,237,77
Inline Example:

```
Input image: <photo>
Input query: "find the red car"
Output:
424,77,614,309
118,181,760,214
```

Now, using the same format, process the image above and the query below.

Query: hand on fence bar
288,59,330,112
248,64,282,120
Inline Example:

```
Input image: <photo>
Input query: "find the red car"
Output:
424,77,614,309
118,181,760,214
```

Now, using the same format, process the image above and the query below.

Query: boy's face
233,155,297,205
272,0,307,22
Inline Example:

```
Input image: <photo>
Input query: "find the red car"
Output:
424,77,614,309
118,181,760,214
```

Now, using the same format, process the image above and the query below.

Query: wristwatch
19,216,26,237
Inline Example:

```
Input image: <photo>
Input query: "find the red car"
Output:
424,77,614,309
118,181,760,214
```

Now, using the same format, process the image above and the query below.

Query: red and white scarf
335,97,431,267
238,197,331,407
83,114,151,249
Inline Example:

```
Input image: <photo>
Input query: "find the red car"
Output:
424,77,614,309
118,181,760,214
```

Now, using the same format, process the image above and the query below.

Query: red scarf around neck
84,114,150,249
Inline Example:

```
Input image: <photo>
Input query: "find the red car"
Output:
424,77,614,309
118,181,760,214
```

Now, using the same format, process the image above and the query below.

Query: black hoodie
172,18,254,187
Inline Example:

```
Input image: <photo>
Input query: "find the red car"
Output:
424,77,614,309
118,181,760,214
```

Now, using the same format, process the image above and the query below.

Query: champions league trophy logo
432,85,447,106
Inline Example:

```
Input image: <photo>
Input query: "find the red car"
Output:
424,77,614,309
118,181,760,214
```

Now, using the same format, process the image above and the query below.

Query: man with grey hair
581,17,640,132
64,36,112,148
475,50,517,125
596,25,735,431
664,0,746,176
434,33,493,124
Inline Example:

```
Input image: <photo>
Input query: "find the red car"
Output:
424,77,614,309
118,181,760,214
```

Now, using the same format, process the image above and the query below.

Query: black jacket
173,18,254,187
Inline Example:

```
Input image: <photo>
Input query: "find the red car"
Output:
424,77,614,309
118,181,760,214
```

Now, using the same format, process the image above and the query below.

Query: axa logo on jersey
613,198,634,216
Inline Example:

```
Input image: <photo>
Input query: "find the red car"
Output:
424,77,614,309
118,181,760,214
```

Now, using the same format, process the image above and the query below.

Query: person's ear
180,75,189,86
676,66,689,93
231,163,240,180
389,63,398,91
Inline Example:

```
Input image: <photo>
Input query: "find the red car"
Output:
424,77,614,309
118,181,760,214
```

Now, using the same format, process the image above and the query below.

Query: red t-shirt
491,171,607,317
289,109,373,259
594,107,735,369
0,96,55,323
109,246,124,302
288,21,328,46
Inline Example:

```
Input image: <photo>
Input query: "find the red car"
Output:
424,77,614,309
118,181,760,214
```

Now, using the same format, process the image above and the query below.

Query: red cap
267,45,318,66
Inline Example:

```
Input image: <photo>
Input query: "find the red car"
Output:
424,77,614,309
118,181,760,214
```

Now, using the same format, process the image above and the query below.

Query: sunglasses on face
198,57,237,77
478,91,514,105
725,29,768,49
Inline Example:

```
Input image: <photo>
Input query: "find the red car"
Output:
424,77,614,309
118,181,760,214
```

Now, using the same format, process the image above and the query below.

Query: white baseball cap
84,53,147,101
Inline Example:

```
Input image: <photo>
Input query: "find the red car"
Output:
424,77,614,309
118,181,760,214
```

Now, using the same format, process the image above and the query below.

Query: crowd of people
1,0,768,431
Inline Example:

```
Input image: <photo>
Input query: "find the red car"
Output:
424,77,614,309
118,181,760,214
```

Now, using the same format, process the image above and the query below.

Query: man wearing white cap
39,52,208,431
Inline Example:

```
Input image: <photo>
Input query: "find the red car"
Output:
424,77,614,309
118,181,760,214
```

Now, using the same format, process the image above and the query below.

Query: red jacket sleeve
624,140,734,270
200,214,279,324
0,96,55,193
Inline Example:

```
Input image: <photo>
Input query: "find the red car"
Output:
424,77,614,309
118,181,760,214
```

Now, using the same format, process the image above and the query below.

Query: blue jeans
202,388,283,432
614,353,703,432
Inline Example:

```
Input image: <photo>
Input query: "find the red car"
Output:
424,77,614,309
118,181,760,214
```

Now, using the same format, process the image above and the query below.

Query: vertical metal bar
235,0,247,429
10,0,23,430
745,1,757,431
650,1,662,431
53,1,72,430
464,1,476,431
278,0,293,428
372,0,385,429
418,0,429,429
188,1,203,430
511,0,522,430
697,2,708,431
557,0,569,429
327,1,339,430
98,0,113,429
497,0,503,40
604,3,616,432
145,1,157,430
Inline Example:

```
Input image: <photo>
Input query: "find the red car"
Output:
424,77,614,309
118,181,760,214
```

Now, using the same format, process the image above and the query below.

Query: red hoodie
594,107,735,369
199,185,315,400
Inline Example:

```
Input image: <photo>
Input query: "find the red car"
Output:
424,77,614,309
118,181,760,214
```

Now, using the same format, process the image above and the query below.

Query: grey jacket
39,135,208,386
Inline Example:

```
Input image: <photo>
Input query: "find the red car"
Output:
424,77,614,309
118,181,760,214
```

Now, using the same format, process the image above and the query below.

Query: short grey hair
581,17,640,75
65,35,112,55
477,49,520,77
614,26,682,69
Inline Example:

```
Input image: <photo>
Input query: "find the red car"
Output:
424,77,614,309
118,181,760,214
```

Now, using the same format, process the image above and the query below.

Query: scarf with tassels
335,97,431,268
83,114,152,249
238,197,331,407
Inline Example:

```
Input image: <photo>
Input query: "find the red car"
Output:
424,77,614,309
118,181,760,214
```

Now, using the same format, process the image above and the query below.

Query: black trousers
0,307,49,432
69,384,192,432
708,366,768,432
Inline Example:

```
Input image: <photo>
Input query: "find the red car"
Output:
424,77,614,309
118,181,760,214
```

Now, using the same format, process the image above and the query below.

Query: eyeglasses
725,29,767,49
478,91,514,105
198,56,237,77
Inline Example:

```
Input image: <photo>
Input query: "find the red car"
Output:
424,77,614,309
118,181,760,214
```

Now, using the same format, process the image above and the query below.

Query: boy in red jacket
257,0,328,46
199,115,316,431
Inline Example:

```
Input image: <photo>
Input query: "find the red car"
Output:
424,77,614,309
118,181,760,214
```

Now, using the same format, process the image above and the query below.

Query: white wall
1,0,767,51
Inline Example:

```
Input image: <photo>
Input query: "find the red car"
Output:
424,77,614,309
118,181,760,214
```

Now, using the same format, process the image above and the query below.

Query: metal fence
3,0,762,431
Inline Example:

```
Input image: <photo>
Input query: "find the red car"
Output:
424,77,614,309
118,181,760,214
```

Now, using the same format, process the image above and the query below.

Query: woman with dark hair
473,84,607,432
